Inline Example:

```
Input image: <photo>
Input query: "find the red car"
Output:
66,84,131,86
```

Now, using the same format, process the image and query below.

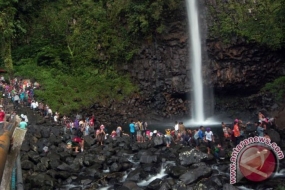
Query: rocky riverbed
19,114,285,190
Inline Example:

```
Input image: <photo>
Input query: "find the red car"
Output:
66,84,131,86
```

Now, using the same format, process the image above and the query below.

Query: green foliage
262,76,285,101
208,0,285,49
277,185,285,190
2,0,182,114
14,60,137,115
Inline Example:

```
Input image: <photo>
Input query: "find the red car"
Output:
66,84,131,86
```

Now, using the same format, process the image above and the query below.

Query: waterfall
186,0,205,123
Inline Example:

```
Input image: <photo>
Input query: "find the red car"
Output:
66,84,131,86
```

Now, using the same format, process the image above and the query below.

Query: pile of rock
20,122,285,190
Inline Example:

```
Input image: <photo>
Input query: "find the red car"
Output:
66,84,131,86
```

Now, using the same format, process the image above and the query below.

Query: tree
0,0,18,75
208,0,285,49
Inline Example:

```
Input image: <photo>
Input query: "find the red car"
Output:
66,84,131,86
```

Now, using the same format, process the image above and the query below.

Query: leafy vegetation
208,0,285,100
0,0,182,114
208,0,285,49
262,76,285,102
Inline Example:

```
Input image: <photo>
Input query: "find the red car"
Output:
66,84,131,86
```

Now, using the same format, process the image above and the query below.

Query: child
165,129,172,147
111,130,117,138
214,143,226,161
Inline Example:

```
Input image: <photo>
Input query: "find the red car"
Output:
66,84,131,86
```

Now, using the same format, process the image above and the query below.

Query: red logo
238,145,277,182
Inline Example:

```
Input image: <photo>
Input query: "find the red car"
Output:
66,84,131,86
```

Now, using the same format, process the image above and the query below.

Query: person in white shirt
48,108,53,118
174,121,179,141
54,112,59,124
204,127,214,154
20,113,29,123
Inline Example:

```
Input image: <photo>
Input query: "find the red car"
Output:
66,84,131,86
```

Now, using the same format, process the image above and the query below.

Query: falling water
186,0,205,123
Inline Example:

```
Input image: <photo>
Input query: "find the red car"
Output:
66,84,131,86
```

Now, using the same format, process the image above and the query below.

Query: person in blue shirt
129,120,136,142
194,126,204,150
19,118,28,129
198,126,205,139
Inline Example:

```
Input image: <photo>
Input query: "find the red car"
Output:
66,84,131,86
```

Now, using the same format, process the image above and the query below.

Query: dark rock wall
86,0,284,126
122,0,284,121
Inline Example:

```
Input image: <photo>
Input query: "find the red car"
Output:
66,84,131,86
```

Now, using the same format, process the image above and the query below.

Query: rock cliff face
120,0,285,122
85,1,284,126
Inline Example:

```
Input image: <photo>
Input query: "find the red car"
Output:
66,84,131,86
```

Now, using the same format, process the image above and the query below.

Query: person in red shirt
0,105,6,130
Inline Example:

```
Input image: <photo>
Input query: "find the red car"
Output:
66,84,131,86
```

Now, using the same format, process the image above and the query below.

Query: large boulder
179,165,212,184
166,165,188,178
126,168,144,182
179,149,208,166
139,155,157,164
267,129,281,144
29,173,54,188
153,136,164,146
110,162,122,172
21,160,35,170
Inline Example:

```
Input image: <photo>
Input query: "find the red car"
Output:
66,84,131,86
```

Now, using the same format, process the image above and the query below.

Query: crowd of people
0,76,277,159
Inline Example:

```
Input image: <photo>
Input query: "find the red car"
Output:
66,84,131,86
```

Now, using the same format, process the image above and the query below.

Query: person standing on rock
194,126,204,151
178,121,186,134
174,121,179,142
204,128,214,154
141,121,147,142
0,105,5,130
97,124,105,146
129,120,136,142
136,120,143,143
165,128,172,147
116,126,122,137
221,122,230,140
233,121,240,146
13,93,20,110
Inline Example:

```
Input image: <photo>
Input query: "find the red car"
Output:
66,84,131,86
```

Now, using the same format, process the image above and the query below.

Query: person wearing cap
204,127,214,154
0,105,5,129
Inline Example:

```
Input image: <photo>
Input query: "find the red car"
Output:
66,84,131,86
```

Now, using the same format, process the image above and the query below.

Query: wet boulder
153,136,164,146
166,165,188,178
126,168,144,182
21,160,35,170
122,181,142,190
179,149,208,166
223,183,239,190
29,173,54,188
110,162,122,172
83,135,96,147
267,129,281,144
179,165,212,184
196,175,229,190
139,154,157,164
147,178,163,189
57,162,71,171
40,128,51,138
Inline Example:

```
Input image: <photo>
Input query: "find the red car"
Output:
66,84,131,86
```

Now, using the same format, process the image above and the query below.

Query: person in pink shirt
0,105,5,130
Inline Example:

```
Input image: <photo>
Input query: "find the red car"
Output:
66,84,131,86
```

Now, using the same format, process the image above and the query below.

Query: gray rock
267,129,281,144
179,165,212,184
21,160,34,170
153,136,164,146
179,149,208,166
139,155,157,164
223,183,239,190
110,162,122,172
29,173,54,188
